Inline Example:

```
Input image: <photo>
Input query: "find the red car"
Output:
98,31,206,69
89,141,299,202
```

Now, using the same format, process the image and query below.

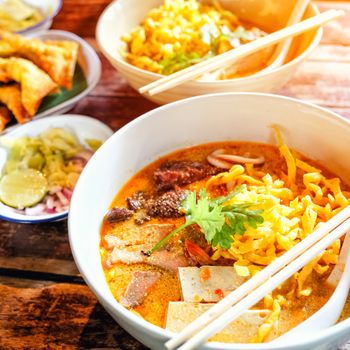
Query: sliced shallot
46,195,55,210
207,149,265,169
56,191,70,206
62,187,73,201
25,203,46,216
207,149,233,169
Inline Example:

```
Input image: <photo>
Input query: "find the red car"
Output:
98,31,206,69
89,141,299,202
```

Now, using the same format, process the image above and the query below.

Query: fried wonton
0,40,15,57
0,67,10,82
0,57,57,116
0,105,12,131
0,31,79,89
0,84,29,123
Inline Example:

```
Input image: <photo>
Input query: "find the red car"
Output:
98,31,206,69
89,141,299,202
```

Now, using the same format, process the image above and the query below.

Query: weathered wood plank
309,44,350,62
280,60,350,108
51,0,111,37
70,96,158,130
90,55,140,98
0,283,148,350
0,220,78,276
316,1,350,45
0,220,71,259
0,276,56,288
0,257,79,276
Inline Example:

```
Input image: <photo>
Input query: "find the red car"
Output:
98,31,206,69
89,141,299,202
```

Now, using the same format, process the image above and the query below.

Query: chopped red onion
56,191,69,206
46,196,55,210
62,187,73,201
24,204,46,216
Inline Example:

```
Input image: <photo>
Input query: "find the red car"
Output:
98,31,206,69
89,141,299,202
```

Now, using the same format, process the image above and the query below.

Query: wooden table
1,1,350,349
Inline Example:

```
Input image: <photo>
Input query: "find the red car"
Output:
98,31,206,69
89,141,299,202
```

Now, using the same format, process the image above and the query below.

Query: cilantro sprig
145,185,264,256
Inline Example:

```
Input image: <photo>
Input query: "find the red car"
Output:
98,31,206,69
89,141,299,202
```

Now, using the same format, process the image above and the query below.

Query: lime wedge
0,169,48,209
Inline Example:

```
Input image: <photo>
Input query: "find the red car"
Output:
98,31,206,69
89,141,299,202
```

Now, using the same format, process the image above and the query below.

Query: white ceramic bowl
13,0,62,35
0,114,113,224
4,29,101,133
96,0,322,105
69,93,350,350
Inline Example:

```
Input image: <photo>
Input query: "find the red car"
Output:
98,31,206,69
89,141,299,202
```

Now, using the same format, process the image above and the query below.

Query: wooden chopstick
139,9,343,96
263,0,310,67
174,217,350,350
166,205,350,350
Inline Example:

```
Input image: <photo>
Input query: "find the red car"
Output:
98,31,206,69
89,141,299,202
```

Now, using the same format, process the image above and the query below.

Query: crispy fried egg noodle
121,0,266,76
206,128,350,341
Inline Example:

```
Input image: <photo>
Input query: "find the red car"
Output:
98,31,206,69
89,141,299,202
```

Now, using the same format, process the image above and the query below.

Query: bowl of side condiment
0,0,63,35
0,114,113,223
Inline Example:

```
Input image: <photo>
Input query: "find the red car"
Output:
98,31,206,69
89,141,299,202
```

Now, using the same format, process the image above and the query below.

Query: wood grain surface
0,1,349,349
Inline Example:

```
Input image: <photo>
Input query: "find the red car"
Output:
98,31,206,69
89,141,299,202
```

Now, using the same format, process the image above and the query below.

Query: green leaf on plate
37,64,88,113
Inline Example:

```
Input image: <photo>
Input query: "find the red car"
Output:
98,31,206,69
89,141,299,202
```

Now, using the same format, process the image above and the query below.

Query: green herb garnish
160,52,206,75
145,185,264,255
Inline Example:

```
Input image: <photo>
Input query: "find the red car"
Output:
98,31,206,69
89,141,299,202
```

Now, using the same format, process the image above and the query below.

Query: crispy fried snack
0,57,57,117
45,40,79,89
0,67,10,82
0,84,30,124
0,106,12,131
0,40,15,57
0,31,79,89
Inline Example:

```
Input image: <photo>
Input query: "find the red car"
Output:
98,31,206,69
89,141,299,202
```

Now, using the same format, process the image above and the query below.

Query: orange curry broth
100,141,347,338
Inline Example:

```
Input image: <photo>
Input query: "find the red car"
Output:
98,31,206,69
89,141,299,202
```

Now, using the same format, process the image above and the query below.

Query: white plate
0,114,113,224
4,30,102,134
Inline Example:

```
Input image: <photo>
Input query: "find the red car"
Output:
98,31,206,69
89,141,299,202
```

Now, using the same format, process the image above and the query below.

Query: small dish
12,0,63,35
3,29,102,133
0,114,113,223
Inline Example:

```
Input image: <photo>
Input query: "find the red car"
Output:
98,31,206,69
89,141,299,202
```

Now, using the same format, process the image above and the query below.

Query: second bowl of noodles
96,0,322,104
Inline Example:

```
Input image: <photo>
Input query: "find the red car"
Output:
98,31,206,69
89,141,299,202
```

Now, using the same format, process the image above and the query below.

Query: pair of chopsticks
139,9,344,96
166,205,350,350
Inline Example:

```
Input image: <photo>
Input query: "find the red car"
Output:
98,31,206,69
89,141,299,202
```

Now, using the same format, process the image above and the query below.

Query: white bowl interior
0,115,113,223
69,93,350,349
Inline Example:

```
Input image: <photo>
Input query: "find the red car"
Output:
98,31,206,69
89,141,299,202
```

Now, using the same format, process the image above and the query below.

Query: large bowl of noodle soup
96,0,322,105
69,92,350,350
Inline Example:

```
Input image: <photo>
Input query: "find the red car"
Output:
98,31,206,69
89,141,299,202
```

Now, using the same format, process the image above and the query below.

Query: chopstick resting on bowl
254,0,310,75
139,9,343,96
166,205,350,350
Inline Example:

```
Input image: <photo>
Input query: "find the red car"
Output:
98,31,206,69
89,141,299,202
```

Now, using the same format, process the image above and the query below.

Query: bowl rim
17,0,63,34
68,92,350,349
96,0,323,86
0,114,113,224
